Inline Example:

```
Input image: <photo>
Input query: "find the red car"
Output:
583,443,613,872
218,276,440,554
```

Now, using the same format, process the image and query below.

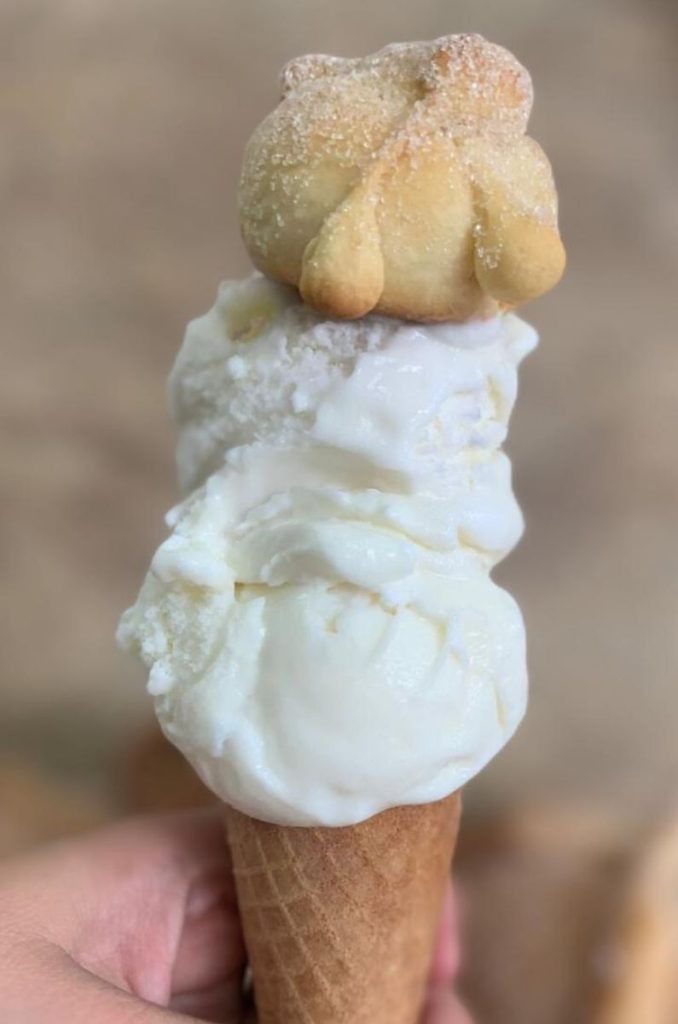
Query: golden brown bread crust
239,34,565,322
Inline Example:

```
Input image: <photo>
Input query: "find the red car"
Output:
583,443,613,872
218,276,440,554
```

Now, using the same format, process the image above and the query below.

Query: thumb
11,944,220,1024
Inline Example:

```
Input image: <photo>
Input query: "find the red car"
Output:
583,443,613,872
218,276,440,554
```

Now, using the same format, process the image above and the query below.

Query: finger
5,943,208,1024
422,986,474,1024
6,810,240,1006
170,978,244,1022
11,809,230,939
81,810,236,1005
171,864,245,996
429,881,461,986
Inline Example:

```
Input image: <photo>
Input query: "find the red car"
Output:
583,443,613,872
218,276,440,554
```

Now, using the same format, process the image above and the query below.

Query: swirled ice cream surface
118,274,536,826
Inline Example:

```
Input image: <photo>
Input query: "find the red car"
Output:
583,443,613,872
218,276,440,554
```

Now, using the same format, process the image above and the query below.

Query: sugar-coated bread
239,34,565,322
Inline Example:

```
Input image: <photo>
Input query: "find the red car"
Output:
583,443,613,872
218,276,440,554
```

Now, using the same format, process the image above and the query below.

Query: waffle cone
225,792,461,1024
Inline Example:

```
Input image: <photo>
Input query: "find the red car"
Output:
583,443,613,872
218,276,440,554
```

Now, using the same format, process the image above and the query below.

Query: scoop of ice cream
118,275,535,826
239,34,565,322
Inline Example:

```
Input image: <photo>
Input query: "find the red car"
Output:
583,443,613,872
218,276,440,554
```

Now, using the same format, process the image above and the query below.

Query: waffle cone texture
225,793,461,1024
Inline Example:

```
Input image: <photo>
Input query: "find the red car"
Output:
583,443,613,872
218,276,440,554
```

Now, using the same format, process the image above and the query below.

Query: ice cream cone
225,792,461,1024
117,33,563,1024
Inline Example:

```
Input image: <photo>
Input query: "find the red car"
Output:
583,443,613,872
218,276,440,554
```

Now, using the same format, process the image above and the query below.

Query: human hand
423,884,473,1024
0,811,470,1023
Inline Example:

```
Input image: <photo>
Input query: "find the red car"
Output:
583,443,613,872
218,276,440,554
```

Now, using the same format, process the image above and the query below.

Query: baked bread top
239,34,566,322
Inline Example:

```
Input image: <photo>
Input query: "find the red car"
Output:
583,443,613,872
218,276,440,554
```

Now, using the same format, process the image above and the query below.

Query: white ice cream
118,274,536,826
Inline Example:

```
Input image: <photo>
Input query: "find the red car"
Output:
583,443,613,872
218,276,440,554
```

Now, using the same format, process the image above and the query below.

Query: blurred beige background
1,0,677,819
